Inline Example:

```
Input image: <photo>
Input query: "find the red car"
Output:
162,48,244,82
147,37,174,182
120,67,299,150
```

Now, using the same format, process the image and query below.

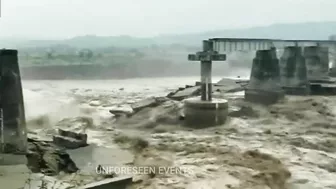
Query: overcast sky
1,0,336,39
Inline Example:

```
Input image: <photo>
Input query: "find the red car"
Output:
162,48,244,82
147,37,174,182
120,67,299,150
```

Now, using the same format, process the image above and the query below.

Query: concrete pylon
304,46,329,81
0,49,27,156
279,46,310,95
245,48,284,104
329,46,336,77
185,40,228,128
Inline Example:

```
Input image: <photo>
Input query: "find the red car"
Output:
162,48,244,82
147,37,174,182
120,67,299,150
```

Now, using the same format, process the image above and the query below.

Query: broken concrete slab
131,97,167,112
56,117,94,132
216,78,249,86
109,109,132,117
79,175,133,189
58,129,88,142
22,143,134,189
212,85,245,93
214,78,248,93
66,144,134,188
53,135,88,149
21,170,131,189
26,137,79,176
168,79,247,101
168,86,201,101
53,129,88,149
24,173,74,189
216,78,240,86
27,132,53,142
67,144,134,173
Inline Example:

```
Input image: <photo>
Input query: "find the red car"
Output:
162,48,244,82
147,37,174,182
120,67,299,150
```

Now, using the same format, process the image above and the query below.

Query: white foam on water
18,76,336,189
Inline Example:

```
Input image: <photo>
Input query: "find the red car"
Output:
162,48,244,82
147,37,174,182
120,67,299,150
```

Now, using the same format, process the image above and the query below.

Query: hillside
1,21,336,48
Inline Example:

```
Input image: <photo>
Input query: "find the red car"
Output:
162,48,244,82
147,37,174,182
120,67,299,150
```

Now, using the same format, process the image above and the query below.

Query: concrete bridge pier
185,40,228,128
279,46,310,95
245,48,285,104
304,46,329,81
0,49,27,164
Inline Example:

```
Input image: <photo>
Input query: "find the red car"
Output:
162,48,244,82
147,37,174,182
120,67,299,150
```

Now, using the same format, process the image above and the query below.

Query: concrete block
245,49,284,104
304,46,329,80
53,129,88,149
0,49,27,154
279,46,310,95
26,138,78,175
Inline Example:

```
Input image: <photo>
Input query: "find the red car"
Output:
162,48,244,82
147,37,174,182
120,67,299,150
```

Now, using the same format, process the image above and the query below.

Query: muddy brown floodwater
21,77,336,189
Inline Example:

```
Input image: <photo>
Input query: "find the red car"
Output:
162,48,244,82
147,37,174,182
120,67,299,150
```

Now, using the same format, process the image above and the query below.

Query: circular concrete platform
183,97,228,128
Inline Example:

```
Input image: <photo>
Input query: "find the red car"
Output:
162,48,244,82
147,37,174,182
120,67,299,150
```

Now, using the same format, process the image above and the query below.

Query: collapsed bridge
185,37,336,127
189,37,336,97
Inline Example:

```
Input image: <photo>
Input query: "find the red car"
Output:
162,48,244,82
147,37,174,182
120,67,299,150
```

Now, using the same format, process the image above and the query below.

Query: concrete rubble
0,135,134,189
5,74,336,188
131,97,166,112
167,86,201,100
1,116,134,189
53,129,88,149
26,137,79,176
166,78,248,101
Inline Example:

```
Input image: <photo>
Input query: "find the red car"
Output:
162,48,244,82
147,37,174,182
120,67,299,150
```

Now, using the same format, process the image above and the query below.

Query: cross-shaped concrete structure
188,40,226,101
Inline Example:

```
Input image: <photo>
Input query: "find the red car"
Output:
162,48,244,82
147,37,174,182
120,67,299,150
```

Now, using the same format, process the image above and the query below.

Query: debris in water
26,137,79,176
53,129,88,149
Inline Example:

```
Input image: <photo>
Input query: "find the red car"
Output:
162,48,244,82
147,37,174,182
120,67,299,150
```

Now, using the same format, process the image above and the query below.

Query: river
21,76,336,189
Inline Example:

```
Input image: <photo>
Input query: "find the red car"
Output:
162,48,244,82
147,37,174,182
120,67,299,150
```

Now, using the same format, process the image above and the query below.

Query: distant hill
2,21,336,48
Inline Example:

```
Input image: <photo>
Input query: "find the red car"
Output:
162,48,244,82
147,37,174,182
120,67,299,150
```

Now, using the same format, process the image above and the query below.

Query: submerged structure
187,38,336,108
245,48,284,104
304,46,330,80
279,46,309,95
186,40,228,127
0,49,27,161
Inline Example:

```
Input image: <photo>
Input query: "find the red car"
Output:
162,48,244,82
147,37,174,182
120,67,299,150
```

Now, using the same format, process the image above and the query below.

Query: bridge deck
209,38,336,52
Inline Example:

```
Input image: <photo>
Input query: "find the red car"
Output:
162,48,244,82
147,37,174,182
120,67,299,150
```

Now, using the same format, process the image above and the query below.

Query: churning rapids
22,76,336,189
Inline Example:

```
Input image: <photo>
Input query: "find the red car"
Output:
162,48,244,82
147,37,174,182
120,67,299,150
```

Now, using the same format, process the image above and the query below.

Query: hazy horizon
1,0,336,39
